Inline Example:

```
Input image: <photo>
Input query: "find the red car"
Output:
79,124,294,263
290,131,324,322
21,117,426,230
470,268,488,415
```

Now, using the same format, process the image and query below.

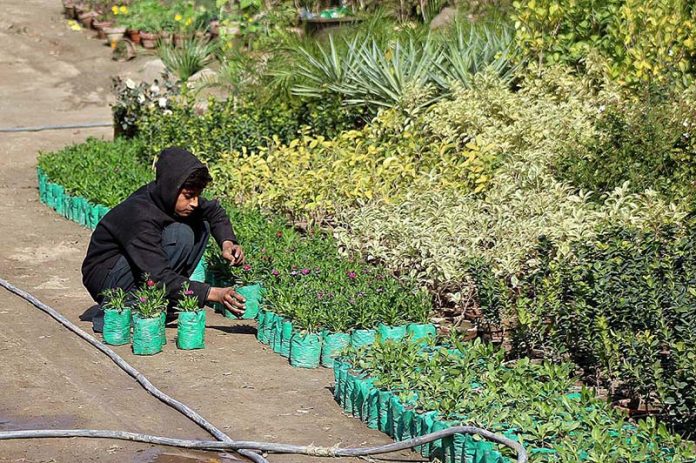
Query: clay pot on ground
127,29,142,45
173,33,190,48
62,0,77,19
103,26,126,48
78,11,97,29
92,20,113,39
208,20,219,38
140,31,158,49
159,31,173,46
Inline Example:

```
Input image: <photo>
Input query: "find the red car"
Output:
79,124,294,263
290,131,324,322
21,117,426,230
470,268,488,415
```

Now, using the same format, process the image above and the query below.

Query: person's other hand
209,287,246,316
222,241,245,266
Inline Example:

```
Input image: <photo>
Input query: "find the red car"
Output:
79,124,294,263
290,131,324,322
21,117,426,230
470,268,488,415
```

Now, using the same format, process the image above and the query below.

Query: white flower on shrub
158,97,167,108
125,79,136,90
150,84,160,94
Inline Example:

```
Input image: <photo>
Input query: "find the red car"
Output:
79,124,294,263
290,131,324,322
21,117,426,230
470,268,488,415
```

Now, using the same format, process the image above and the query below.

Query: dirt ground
0,2,404,462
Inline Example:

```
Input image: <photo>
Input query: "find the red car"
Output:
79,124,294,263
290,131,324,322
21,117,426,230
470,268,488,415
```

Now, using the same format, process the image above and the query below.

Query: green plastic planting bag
161,311,168,345
289,332,322,368
256,310,267,343
416,411,439,457
177,310,206,350
399,407,415,442
235,283,262,319
343,370,356,413
366,388,380,429
98,204,110,222
389,394,404,439
357,377,375,422
377,324,408,342
407,323,437,342
321,331,351,367
350,329,376,349
75,196,88,227
262,311,277,345
280,319,293,357
102,308,131,345
351,375,363,417
333,359,349,402
272,317,284,354
377,390,392,433
86,203,100,229
52,184,65,214
190,257,207,283
470,438,496,463
132,313,164,355
62,194,73,220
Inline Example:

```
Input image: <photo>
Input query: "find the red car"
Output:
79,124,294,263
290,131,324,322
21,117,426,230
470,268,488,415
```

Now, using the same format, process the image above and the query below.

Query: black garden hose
0,277,528,463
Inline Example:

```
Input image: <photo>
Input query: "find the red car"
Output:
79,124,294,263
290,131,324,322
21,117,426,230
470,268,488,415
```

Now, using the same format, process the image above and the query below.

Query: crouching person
81,147,246,332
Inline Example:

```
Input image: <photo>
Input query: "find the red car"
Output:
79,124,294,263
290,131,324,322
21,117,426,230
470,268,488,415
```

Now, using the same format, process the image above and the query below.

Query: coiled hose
0,277,528,463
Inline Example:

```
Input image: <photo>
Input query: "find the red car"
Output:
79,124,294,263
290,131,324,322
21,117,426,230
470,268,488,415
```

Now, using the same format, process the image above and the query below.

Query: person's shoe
92,307,105,333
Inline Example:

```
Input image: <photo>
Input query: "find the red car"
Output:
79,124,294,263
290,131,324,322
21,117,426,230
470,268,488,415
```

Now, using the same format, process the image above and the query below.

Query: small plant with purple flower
134,276,167,318
176,282,200,312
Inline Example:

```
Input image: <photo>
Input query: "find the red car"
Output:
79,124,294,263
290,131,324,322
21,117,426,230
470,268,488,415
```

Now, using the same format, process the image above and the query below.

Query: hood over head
150,147,207,214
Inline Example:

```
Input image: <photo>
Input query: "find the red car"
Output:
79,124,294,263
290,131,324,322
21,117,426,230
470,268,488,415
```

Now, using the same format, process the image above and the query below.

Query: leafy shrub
346,339,696,461
556,86,696,205
158,37,217,82
37,138,152,207
208,106,499,224
488,223,696,429
512,0,696,87
136,94,361,163
112,75,180,139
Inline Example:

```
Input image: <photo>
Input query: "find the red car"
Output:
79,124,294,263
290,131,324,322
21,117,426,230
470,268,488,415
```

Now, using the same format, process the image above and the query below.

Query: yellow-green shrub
513,0,696,87
208,107,499,224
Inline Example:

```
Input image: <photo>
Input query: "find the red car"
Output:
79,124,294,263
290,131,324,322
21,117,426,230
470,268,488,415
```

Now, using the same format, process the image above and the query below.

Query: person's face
174,188,201,217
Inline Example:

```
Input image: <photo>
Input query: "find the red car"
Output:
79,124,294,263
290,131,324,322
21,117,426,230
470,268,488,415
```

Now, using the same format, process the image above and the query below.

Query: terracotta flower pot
64,5,77,19
140,31,158,49
78,11,97,29
92,20,113,39
173,33,189,48
127,29,142,45
159,31,173,46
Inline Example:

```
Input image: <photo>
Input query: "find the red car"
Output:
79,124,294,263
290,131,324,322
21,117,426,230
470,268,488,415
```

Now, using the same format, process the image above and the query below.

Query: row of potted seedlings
101,280,206,354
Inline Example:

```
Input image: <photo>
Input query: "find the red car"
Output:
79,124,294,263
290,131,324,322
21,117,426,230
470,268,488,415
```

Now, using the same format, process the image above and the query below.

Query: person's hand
222,241,245,266
209,287,246,316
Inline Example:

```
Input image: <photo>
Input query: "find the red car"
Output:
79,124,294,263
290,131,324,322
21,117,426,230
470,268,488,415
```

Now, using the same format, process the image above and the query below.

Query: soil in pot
93,20,113,39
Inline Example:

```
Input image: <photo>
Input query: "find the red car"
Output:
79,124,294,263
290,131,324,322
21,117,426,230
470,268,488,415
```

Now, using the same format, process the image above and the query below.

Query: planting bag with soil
262,311,278,346
159,311,167,345
366,388,380,429
51,184,65,214
350,329,376,349
377,324,408,342
416,411,439,457
333,359,349,401
289,332,322,368
235,283,262,319
256,310,267,343
342,370,356,412
389,394,404,438
357,377,375,422
102,308,132,345
97,204,110,222
407,323,437,342
272,316,284,353
351,374,364,417
177,310,206,350
132,313,164,355
280,319,293,357
378,390,392,433
86,202,100,229
320,331,351,367
190,257,207,283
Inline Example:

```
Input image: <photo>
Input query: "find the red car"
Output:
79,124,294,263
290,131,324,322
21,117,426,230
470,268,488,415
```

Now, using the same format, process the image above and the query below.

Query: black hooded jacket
81,148,236,306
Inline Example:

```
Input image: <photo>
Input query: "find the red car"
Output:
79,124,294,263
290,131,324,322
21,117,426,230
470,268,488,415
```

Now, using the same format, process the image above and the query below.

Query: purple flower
301,268,311,275
317,291,324,300
347,271,357,280
271,269,280,277
139,296,147,303
357,291,365,298
243,264,252,272
184,290,194,296
290,270,298,276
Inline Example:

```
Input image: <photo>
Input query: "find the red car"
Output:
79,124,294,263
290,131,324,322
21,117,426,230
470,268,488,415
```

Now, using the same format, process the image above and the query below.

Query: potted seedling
230,263,264,320
132,278,167,355
101,287,132,345
288,306,323,368
320,303,351,367
175,282,205,350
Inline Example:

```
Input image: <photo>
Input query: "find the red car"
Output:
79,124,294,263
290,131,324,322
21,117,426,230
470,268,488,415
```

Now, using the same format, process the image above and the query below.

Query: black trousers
92,221,209,332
